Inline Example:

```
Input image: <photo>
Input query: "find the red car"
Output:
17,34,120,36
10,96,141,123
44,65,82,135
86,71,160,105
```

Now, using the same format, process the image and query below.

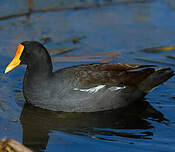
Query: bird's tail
138,68,174,93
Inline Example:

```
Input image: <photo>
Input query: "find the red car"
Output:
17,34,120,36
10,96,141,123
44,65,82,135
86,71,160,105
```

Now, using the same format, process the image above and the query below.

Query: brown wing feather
87,63,155,71
65,63,155,88
66,63,155,71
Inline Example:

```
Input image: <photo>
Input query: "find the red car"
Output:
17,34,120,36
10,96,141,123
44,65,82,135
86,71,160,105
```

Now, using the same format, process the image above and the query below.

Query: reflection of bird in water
20,100,167,152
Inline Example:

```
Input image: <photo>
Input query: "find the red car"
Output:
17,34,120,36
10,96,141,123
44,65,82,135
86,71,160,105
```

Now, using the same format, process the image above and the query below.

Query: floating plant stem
135,58,175,66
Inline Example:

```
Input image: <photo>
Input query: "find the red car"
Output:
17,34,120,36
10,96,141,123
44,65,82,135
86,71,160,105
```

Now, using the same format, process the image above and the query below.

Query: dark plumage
5,41,174,112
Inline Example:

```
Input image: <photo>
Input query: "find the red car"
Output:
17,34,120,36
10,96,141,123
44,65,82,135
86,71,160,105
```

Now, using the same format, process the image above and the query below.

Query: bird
5,41,174,112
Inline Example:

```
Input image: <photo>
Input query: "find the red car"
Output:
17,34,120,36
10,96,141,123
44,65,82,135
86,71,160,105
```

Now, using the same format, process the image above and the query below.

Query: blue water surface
0,0,175,152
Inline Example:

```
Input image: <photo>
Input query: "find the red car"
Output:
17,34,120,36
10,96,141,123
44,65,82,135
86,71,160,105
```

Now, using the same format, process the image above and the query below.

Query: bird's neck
25,61,53,79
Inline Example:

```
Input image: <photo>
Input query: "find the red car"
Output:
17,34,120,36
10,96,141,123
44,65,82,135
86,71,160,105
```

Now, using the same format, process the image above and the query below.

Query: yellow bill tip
4,67,11,73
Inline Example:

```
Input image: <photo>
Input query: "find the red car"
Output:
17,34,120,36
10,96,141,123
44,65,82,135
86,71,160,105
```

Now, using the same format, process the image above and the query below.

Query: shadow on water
20,99,167,152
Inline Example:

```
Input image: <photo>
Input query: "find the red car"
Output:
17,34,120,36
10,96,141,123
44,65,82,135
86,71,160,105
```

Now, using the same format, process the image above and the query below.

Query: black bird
5,41,174,112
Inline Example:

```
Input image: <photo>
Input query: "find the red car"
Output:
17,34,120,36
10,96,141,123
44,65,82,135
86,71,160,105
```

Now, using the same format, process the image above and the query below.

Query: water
0,0,175,151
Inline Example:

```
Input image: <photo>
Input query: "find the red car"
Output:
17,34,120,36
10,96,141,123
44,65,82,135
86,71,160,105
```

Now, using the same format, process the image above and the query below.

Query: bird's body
5,41,174,112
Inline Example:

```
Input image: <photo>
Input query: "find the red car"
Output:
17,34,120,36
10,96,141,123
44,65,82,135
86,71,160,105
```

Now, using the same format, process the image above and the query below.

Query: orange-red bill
5,44,24,73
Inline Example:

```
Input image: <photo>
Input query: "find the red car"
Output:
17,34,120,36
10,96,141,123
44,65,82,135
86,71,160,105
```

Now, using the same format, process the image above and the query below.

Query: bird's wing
63,63,155,88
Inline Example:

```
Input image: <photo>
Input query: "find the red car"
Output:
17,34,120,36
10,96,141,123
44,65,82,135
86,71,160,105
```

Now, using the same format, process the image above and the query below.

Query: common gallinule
5,41,174,112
